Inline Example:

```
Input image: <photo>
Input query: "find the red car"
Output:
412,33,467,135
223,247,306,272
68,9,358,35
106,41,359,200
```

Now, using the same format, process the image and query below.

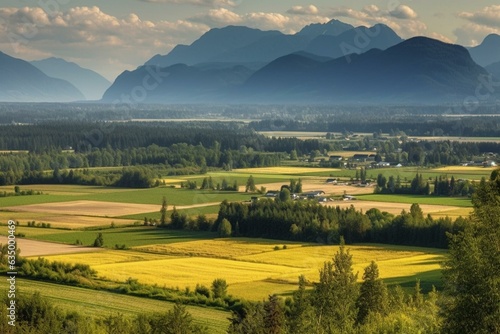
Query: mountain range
145,21,402,69
103,36,492,104
0,52,84,103
31,58,111,100
2,18,500,104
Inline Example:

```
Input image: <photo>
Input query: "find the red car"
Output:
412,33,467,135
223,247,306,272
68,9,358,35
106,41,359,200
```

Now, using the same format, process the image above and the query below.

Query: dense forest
0,120,499,187
213,198,466,249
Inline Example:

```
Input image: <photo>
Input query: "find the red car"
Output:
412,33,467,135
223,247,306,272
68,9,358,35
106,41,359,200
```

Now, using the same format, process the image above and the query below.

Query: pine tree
289,275,316,334
264,295,286,334
442,171,500,334
356,261,388,324
313,237,359,333
246,175,256,192
160,196,168,226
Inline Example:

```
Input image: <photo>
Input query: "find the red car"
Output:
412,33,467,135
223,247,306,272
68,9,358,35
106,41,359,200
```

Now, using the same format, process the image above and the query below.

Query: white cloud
390,5,418,20
189,8,329,33
0,6,208,79
454,6,500,46
139,0,239,7
287,5,319,16
329,5,427,39
458,5,500,29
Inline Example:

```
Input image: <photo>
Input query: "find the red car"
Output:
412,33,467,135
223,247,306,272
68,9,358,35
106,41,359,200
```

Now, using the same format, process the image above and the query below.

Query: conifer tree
442,171,500,334
356,261,388,324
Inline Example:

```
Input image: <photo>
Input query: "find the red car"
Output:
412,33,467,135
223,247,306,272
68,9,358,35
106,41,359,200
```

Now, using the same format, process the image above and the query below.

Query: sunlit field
37,240,445,301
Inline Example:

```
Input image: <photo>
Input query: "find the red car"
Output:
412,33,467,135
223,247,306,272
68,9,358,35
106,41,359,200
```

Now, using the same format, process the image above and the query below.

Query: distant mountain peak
31,57,110,100
297,19,354,37
468,33,500,67
0,51,85,102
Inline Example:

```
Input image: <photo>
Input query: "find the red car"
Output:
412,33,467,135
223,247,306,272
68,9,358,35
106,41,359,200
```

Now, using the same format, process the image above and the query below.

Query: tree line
213,197,466,249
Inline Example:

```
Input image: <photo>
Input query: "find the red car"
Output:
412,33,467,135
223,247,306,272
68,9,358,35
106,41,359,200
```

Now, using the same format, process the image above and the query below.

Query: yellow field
135,238,303,258
7,200,160,217
433,166,497,172
38,241,445,301
233,167,339,174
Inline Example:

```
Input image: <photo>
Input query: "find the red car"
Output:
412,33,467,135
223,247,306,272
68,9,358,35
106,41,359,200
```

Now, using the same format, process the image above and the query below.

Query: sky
0,1,499,80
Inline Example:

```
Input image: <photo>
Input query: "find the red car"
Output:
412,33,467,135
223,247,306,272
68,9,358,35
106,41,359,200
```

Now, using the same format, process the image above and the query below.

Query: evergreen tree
356,261,388,324
160,196,168,226
289,275,316,334
313,237,359,333
264,295,286,334
246,175,256,192
442,171,500,334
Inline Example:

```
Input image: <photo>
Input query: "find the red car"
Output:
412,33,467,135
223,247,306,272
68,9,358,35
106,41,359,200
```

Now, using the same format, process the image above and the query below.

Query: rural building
329,155,343,161
352,153,376,162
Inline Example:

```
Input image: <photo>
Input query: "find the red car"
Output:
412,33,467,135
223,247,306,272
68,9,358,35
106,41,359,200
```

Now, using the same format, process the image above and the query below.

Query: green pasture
358,194,473,207
0,226,216,248
120,204,221,221
9,279,229,334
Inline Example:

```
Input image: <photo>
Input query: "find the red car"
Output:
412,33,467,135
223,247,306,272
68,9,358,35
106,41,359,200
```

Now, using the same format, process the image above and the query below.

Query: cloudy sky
0,0,499,80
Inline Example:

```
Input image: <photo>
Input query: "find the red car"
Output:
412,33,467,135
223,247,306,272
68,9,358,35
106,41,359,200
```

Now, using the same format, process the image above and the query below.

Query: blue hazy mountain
242,37,490,103
103,37,492,104
0,51,85,102
296,19,354,37
303,24,403,58
468,34,500,67
103,63,253,103
146,26,283,67
485,61,500,79
145,20,402,67
31,57,111,100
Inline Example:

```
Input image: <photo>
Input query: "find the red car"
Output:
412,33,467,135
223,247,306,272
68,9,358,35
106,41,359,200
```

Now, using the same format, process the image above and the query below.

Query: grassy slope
7,279,229,333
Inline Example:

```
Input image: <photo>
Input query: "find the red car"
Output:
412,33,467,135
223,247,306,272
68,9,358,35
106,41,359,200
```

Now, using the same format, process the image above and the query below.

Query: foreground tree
356,261,389,324
442,172,500,334
313,237,359,333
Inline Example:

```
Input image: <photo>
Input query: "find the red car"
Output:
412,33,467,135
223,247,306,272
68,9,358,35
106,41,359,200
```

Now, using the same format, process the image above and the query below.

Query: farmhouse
352,153,376,162
302,190,326,198
329,155,343,161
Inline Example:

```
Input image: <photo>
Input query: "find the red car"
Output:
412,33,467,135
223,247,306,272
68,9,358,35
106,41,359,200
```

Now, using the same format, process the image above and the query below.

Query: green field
358,194,473,207
120,204,221,221
0,226,216,248
8,279,229,333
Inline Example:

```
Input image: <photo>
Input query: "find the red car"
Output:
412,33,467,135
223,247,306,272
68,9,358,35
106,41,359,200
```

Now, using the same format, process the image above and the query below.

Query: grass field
1,226,216,248
357,194,473,207
8,279,229,333
37,239,446,301
233,167,340,175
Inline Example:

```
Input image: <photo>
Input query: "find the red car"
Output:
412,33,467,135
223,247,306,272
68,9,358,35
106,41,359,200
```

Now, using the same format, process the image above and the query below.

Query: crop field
0,236,99,257
37,239,446,301
233,166,340,175
7,279,229,333
325,200,472,217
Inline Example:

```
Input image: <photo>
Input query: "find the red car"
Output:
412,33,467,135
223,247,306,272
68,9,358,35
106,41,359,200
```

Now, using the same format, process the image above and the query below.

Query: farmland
35,238,445,301
0,164,491,330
